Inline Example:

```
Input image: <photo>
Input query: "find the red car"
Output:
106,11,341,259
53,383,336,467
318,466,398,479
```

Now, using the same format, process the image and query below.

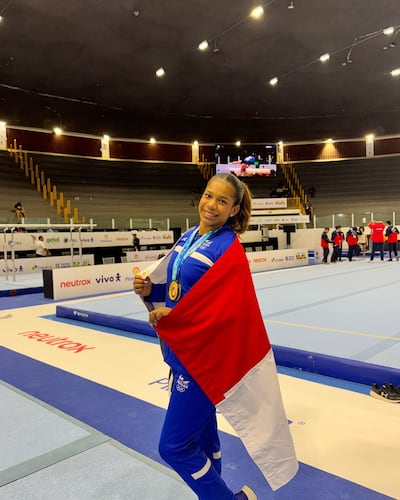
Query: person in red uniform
346,227,359,262
331,225,344,263
320,227,331,263
368,220,386,261
385,220,399,261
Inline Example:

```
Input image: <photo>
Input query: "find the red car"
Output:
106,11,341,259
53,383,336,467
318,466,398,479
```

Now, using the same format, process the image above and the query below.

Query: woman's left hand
149,307,172,326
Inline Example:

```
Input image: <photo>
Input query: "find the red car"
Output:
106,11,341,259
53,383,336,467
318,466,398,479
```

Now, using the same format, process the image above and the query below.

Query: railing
311,211,399,229
197,162,215,180
281,161,315,219
8,141,82,223
4,211,394,233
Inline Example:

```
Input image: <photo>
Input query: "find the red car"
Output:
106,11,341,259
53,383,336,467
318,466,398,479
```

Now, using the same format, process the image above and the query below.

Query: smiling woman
134,173,298,499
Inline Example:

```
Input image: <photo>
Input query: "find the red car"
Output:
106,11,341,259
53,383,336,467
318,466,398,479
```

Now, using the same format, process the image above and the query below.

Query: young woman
134,173,297,499
357,226,368,259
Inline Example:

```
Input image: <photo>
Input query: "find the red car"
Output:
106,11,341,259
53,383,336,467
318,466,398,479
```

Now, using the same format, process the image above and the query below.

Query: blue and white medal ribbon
168,226,217,301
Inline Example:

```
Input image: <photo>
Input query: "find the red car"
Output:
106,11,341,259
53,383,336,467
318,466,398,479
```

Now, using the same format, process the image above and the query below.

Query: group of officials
320,220,399,263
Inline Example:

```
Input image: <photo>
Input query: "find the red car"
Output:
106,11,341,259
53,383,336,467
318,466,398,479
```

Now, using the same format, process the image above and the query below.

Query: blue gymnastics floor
56,259,400,386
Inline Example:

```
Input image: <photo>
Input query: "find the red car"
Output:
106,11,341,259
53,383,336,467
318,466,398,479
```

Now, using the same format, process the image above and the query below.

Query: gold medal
168,280,181,301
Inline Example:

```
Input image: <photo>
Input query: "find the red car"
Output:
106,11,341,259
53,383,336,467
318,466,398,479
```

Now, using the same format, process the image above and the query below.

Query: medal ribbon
171,226,217,281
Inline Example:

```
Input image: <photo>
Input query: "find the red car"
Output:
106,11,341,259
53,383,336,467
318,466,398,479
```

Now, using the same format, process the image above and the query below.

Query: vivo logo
95,273,121,284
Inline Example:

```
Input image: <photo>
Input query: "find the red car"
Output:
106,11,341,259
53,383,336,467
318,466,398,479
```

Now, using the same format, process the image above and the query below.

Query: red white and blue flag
146,237,298,491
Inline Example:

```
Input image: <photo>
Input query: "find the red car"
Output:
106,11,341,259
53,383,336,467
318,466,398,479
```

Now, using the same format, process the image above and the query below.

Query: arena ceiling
0,0,399,143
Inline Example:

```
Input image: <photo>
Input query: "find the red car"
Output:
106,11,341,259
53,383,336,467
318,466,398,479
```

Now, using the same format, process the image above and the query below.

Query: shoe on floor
235,485,257,500
370,383,400,403
384,383,400,394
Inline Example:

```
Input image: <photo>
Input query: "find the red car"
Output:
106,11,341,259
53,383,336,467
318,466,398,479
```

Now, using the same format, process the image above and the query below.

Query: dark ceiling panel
0,0,399,142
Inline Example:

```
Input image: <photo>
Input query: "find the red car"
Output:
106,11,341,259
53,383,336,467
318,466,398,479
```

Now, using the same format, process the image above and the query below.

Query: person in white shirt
35,236,50,257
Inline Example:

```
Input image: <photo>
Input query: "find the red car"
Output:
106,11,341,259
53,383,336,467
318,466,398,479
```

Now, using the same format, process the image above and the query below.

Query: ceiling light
53,127,63,135
235,141,241,147
288,1,294,9
149,137,156,144
319,53,330,63
155,67,165,77
198,40,209,51
391,68,400,76
250,6,264,18
383,26,394,36
269,77,278,86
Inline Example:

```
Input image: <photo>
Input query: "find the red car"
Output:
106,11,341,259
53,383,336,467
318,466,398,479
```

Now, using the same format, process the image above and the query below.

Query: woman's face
198,178,240,233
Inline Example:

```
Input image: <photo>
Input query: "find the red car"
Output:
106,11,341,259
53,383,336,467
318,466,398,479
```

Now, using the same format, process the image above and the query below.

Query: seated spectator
12,201,27,220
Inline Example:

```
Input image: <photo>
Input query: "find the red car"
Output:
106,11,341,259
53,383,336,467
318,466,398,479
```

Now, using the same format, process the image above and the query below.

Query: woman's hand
133,275,152,297
149,307,172,326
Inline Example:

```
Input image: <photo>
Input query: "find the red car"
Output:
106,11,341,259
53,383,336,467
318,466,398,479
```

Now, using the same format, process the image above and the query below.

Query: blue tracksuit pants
158,368,236,499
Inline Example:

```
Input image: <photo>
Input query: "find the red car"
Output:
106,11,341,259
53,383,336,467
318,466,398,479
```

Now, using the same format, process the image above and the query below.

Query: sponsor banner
249,215,309,224
252,198,288,210
247,248,308,272
45,248,308,300
125,250,169,262
0,254,94,275
2,230,174,253
45,261,157,300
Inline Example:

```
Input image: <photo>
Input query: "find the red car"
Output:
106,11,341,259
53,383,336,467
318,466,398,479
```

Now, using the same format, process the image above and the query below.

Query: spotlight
53,127,63,135
155,67,165,77
383,26,394,36
269,77,278,86
198,40,209,51
250,6,264,18
391,68,400,77
319,53,330,63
